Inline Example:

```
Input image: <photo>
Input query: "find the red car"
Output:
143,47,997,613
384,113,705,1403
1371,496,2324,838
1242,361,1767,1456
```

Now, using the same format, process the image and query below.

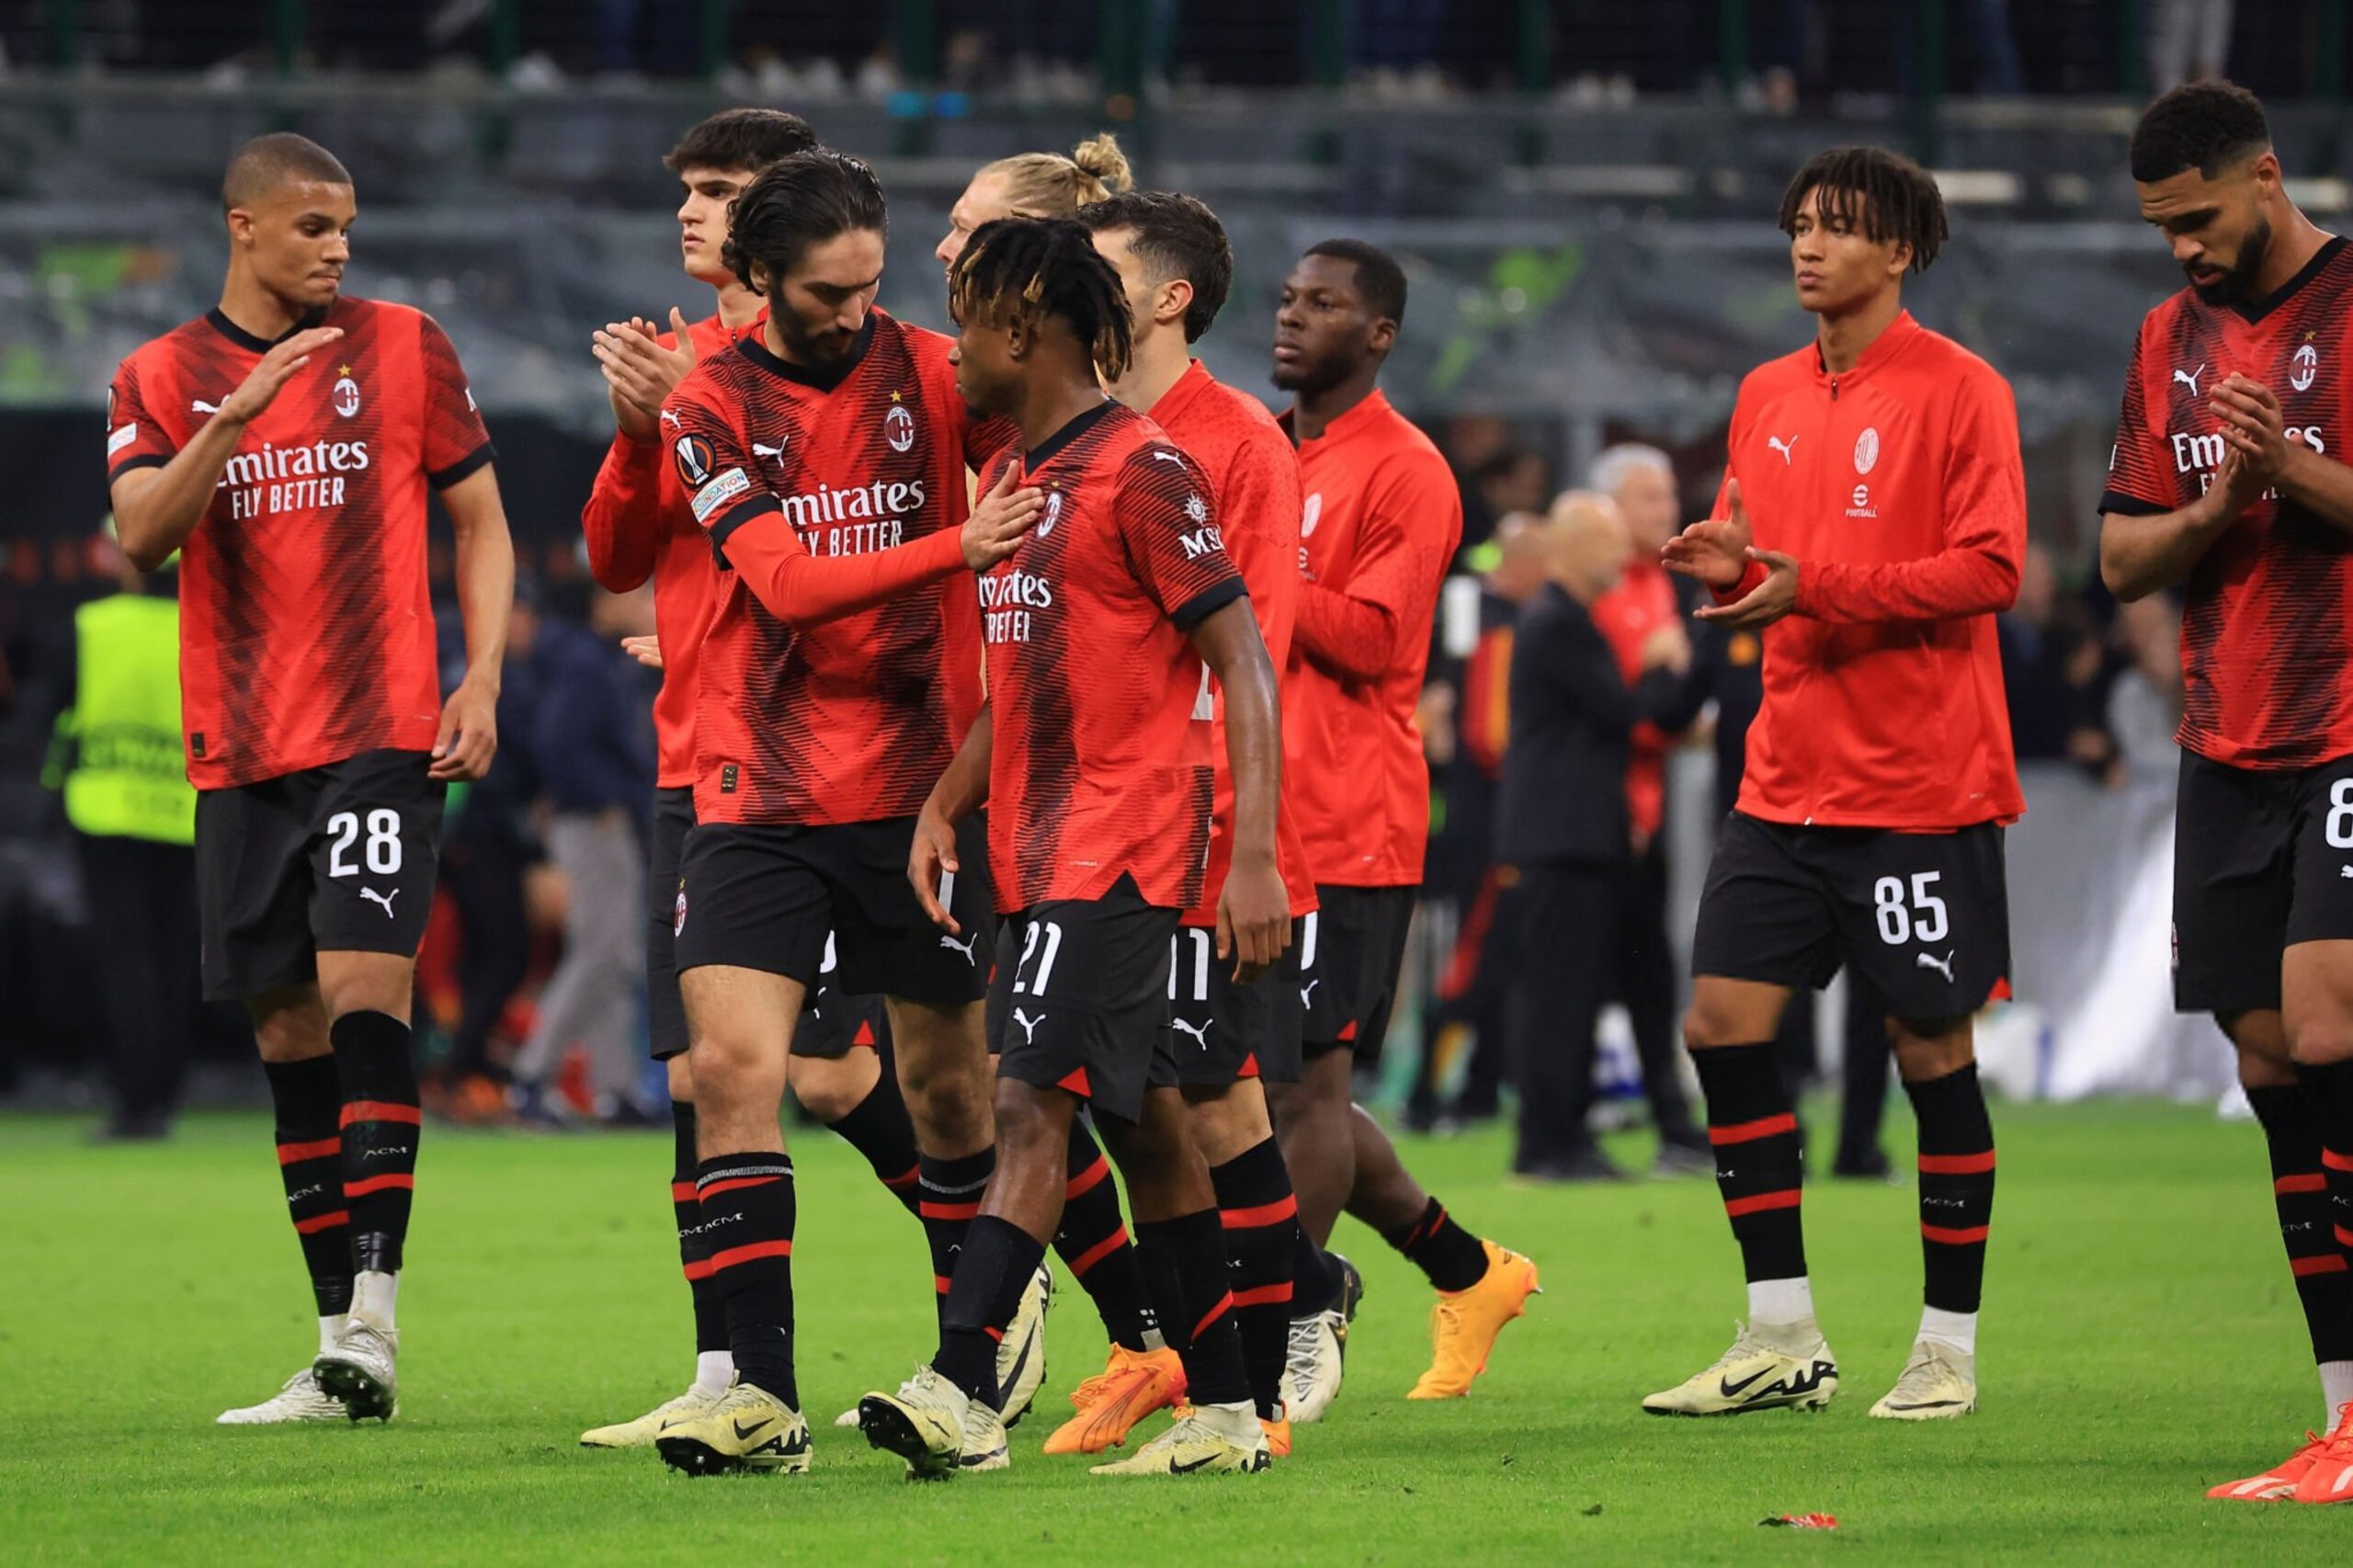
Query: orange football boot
1040,1346,1185,1455
1406,1240,1540,1399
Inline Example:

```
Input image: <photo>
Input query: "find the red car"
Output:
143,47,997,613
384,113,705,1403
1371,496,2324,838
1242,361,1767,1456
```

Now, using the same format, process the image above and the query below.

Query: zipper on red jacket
1829,375,1838,402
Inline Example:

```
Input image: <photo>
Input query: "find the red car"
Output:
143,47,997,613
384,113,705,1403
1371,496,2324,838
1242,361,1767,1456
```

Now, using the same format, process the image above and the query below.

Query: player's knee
788,1072,860,1123
989,1082,1063,1166
664,1052,697,1103
2286,1013,2353,1068
1682,1002,1744,1051
900,1055,989,1148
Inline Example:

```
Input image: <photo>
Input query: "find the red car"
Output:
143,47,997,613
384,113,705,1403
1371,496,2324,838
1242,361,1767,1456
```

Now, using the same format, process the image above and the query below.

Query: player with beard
571,109,944,1451
1075,190,1317,1456
644,150,1046,1476
2100,82,2353,1504
860,215,1288,1479
1267,240,1540,1417
109,134,514,1426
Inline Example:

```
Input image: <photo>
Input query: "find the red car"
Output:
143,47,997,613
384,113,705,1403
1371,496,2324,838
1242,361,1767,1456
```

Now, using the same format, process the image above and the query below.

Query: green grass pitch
4,1099,2347,1563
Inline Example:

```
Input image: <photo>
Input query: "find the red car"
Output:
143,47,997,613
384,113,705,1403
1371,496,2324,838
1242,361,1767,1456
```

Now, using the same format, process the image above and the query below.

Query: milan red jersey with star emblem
662,310,1005,826
977,401,1246,912
1146,361,1316,926
2102,237,2353,768
106,296,494,790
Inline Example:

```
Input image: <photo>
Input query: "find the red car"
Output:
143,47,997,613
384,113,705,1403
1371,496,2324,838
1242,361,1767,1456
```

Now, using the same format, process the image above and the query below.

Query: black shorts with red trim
196,748,446,1001
987,872,1176,1125
2173,749,2353,1015
672,814,995,1006
1299,884,1415,1059
646,789,892,1060
1168,918,1305,1086
1690,812,2012,1021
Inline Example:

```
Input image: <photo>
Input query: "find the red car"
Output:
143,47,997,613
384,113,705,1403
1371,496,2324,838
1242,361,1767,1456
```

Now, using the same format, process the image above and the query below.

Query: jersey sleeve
105,352,178,483
1794,363,2025,624
418,312,496,488
580,429,665,593
2098,313,2173,517
1116,444,1247,630
1292,449,1457,679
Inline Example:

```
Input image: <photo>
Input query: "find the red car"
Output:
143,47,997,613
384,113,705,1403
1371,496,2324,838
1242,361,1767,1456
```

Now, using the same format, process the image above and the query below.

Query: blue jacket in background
530,619,656,826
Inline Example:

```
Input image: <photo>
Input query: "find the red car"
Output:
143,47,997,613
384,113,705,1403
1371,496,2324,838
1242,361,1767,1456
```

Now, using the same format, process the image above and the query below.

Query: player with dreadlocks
860,216,1290,1479
1644,145,2025,1421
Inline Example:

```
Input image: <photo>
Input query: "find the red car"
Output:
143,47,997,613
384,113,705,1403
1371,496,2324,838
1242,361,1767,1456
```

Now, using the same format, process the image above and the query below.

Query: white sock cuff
696,1350,734,1395
1919,1306,1977,1356
1747,1277,1815,1329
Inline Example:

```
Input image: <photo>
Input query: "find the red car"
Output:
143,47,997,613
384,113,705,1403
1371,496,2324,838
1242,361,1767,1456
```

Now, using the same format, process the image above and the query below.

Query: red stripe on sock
698,1175,780,1199
1916,1150,1996,1176
2324,1147,2353,1172
1220,1196,1300,1230
1922,1223,1991,1245
293,1210,349,1235
682,1257,716,1282
2276,1173,2329,1196
934,1275,951,1296
2338,1224,2353,1249
706,1239,792,1272
1722,1188,1801,1217
670,1181,699,1202
2292,1254,2350,1278
343,1174,415,1199
1232,1281,1295,1309
919,1199,982,1221
983,1324,1005,1343
1191,1291,1236,1342
1068,1225,1131,1278
276,1137,340,1165
1709,1112,1798,1146
882,1165,920,1190
339,1100,423,1128
1066,1154,1112,1200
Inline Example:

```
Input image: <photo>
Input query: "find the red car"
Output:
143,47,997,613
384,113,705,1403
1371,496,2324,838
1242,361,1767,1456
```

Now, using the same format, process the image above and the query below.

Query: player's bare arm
1187,598,1288,981
2100,445,2263,601
111,324,343,570
909,703,994,935
595,308,699,442
432,464,515,782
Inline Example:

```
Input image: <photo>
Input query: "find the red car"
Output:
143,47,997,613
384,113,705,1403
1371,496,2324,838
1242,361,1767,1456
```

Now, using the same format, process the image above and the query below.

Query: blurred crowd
0,426,2186,1156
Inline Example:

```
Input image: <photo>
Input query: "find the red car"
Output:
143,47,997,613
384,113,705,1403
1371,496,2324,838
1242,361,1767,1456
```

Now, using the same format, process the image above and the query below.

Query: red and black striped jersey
106,296,493,790
2103,236,2353,769
663,310,1005,826
977,401,1246,912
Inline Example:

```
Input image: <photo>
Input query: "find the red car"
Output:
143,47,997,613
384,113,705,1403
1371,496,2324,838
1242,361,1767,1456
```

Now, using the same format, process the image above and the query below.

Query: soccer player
1077,190,1317,1454
1267,240,1540,1417
2099,81,2353,1503
860,215,1289,1479
107,133,514,1424
571,109,940,1449
1643,147,2021,1421
642,150,1046,1476
934,135,1184,1430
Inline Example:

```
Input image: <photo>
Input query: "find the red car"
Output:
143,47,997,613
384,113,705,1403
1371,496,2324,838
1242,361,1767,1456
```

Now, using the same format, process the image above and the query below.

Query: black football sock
1692,1042,1810,1291
1290,1223,1342,1316
329,1010,421,1278
935,1215,1047,1405
2246,1083,2353,1381
1134,1209,1254,1409
2304,1061,2353,1299
670,1101,729,1359
918,1147,995,1324
1905,1062,1996,1320
264,1055,354,1318
1054,1119,1158,1351
1381,1196,1489,1294
1210,1138,1299,1419
824,1071,923,1219
696,1152,798,1405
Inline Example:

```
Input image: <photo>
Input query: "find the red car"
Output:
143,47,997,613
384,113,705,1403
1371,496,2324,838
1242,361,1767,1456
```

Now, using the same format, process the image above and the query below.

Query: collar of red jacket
1810,308,1920,389
1149,358,1214,425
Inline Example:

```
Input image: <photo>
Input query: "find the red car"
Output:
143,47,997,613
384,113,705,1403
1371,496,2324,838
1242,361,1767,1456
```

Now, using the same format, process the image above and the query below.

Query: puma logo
1767,434,1797,465
1171,1017,1211,1049
1012,1008,1043,1045
191,397,222,415
938,930,979,966
2173,363,2205,397
359,887,399,919
660,407,682,427
1298,978,1321,1008
1916,949,1956,983
752,438,787,464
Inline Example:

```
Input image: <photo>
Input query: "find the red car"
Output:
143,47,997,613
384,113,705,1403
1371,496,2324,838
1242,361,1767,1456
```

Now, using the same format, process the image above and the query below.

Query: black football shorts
1168,917,1306,1086
673,814,994,1013
1690,812,2012,1021
2173,750,2353,1015
196,748,446,1001
988,872,1176,1125
648,789,885,1060
1299,885,1416,1060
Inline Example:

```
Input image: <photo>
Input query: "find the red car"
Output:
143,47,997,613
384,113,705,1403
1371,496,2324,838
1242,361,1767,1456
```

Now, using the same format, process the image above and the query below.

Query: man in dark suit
1495,493,1690,1180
